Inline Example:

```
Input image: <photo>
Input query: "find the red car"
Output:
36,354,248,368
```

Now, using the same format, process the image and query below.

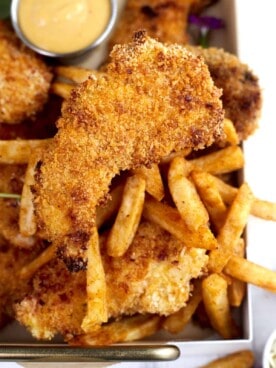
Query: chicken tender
15,221,208,341
109,0,196,50
0,21,52,124
187,46,262,140
33,33,223,269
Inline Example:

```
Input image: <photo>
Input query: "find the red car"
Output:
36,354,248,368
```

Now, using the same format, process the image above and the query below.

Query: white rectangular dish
0,0,254,361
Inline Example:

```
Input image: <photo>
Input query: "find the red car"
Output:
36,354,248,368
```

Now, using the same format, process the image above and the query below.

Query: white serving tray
0,0,254,361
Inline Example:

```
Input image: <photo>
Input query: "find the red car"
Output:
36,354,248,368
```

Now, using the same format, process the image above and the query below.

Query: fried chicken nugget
0,21,52,124
15,222,208,341
187,46,262,140
0,235,44,328
109,0,196,50
34,32,223,269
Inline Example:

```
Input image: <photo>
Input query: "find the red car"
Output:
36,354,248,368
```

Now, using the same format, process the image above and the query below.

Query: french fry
50,82,74,99
200,350,255,368
0,139,50,164
224,255,276,292
106,175,146,257
168,157,209,232
160,148,192,164
221,118,239,146
96,183,124,229
208,183,254,273
227,238,246,307
81,228,108,332
19,155,38,237
70,314,161,346
143,195,217,250
212,175,276,221
250,198,276,221
163,279,202,334
202,273,240,339
19,243,57,280
191,170,227,232
133,164,165,201
189,146,244,175
55,66,95,83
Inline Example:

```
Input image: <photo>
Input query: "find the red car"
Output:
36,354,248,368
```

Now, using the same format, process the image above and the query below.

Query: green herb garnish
0,193,21,199
0,0,11,20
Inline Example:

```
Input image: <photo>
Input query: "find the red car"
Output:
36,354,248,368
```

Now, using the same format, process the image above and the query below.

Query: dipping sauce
18,0,111,54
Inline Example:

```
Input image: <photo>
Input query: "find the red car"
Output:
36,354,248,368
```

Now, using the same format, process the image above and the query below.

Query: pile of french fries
1,67,276,348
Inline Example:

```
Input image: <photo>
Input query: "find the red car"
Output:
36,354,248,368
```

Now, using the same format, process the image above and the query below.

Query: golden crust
0,21,52,124
108,0,196,50
33,34,223,266
186,46,262,140
15,221,208,340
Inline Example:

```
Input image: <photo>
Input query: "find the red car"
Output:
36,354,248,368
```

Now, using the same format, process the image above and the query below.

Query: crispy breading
109,0,196,50
33,33,223,269
15,221,208,341
186,46,262,140
0,235,44,328
0,21,52,124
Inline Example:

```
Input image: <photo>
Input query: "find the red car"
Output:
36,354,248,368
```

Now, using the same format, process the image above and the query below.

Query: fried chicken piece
186,46,262,140
109,0,196,50
0,235,44,328
15,221,208,341
0,21,52,124
33,33,223,269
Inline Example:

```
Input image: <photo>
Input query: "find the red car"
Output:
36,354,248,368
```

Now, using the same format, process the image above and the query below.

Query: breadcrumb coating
187,46,262,140
109,0,196,50
15,222,208,340
0,21,52,124
33,33,223,268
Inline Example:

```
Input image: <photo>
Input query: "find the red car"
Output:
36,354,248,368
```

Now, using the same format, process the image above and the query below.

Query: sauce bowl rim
10,0,118,58
263,329,276,368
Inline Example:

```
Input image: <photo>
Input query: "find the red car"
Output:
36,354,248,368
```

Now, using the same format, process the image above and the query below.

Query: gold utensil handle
0,344,180,362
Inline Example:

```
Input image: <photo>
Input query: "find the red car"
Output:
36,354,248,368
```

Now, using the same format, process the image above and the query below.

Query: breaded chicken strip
33,33,223,269
15,222,208,341
187,46,262,140
109,0,196,49
0,21,52,124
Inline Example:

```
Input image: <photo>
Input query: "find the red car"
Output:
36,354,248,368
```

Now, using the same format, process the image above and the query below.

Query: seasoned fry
106,175,146,257
96,183,124,229
81,229,108,333
191,169,227,232
200,350,255,368
160,148,192,164
143,195,217,250
133,164,164,201
190,146,244,175
202,273,240,339
163,279,202,334
19,243,56,280
19,155,39,237
168,157,209,232
55,66,95,83
213,175,276,221
50,82,73,99
70,314,161,346
208,183,254,273
224,255,276,292
221,118,239,146
0,139,50,164
227,238,246,307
